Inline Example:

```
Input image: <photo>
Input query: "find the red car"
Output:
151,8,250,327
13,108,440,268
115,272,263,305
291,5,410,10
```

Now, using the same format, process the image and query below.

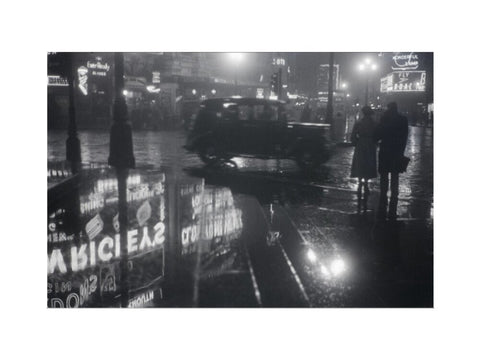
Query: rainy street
6,4,476,358
47,125,433,307
47,52,434,308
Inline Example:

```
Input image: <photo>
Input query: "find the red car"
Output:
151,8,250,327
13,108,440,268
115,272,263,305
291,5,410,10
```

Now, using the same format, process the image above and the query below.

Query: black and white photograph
47,51,434,308
3,1,480,358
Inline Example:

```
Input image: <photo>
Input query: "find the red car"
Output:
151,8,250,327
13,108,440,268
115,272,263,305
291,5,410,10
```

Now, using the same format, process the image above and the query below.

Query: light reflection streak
306,248,348,281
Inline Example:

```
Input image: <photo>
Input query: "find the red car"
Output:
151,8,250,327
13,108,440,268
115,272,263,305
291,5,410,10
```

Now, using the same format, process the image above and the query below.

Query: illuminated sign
272,58,286,66
380,74,392,93
136,200,152,227
380,71,426,93
77,66,88,95
87,59,111,77
48,75,69,87
392,52,420,71
47,222,166,274
180,186,243,256
128,290,156,308
79,174,164,215
74,54,113,99
152,71,161,84
256,88,264,98
146,85,161,93
48,169,167,308
85,214,104,240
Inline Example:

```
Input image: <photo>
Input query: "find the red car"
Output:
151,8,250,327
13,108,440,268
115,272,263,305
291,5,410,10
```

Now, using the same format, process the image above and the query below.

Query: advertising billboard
47,170,167,308
380,71,426,93
391,52,421,71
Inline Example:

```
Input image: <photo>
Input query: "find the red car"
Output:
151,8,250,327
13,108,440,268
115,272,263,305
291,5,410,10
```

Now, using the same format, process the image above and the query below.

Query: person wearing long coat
374,102,409,220
350,106,377,210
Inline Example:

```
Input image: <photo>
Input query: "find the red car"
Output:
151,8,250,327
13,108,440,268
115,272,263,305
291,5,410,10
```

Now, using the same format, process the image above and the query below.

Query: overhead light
306,249,317,263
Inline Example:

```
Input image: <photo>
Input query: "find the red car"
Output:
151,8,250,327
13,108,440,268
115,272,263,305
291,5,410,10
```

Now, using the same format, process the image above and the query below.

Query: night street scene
47,52,433,308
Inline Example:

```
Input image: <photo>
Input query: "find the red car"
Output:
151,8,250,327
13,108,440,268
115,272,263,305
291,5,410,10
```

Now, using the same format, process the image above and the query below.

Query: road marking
260,204,311,306
276,240,312,307
243,242,263,307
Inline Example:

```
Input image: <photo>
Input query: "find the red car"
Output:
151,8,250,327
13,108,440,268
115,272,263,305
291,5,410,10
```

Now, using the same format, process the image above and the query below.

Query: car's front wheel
199,143,220,165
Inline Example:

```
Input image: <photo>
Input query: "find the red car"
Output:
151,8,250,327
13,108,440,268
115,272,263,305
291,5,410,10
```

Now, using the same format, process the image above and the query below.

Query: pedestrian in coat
374,102,409,220
350,106,377,212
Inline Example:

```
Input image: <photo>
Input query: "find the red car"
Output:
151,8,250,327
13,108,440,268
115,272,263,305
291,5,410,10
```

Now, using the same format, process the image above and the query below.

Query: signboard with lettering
380,71,426,93
178,181,243,258
152,71,161,84
74,54,113,97
47,169,167,308
391,52,420,71
256,88,265,99
48,75,69,87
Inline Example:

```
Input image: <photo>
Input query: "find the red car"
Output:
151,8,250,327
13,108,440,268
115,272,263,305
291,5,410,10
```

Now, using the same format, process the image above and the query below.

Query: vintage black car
185,97,332,170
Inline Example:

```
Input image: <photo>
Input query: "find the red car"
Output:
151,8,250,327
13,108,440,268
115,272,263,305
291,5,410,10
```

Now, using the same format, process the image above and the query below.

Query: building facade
48,52,301,130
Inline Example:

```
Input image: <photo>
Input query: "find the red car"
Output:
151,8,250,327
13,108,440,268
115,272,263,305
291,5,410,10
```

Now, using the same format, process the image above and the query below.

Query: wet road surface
47,126,433,307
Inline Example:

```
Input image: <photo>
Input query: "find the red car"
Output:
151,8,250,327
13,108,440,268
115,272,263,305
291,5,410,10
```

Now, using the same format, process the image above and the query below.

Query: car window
238,105,254,121
237,104,279,121
258,104,278,121
238,105,258,121
223,103,239,120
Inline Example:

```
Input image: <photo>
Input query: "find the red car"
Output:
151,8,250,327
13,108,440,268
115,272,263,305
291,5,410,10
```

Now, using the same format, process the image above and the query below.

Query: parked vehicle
185,98,332,171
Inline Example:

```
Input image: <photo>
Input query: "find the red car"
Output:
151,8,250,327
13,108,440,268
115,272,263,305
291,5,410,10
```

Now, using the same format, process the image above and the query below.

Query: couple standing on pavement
350,102,409,220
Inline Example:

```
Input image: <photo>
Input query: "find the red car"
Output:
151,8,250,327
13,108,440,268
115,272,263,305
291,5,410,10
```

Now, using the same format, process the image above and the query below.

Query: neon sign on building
391,52,420,71
381,71,426,93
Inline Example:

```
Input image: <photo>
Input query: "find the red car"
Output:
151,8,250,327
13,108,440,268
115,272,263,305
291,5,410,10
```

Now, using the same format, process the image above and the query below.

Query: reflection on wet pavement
48,167,258,307
48,126,432,307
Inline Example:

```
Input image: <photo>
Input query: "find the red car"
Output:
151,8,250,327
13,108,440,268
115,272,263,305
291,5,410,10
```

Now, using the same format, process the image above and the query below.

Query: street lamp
64,53,81,174
358,58,377,105
108,52,135,308
228,53,244,95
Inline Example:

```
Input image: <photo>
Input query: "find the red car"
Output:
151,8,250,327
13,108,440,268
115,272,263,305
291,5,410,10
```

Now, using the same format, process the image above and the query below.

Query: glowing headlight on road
331,259,346,276
320,265,330,277
307,249,317,263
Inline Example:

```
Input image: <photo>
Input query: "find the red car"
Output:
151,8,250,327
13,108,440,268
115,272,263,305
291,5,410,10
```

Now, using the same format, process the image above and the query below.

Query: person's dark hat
361,106,374,116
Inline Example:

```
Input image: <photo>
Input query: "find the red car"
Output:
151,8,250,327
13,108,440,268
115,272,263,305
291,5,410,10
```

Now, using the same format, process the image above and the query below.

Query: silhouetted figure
300,103,312,122
350,106,377,213
375,102,409,221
